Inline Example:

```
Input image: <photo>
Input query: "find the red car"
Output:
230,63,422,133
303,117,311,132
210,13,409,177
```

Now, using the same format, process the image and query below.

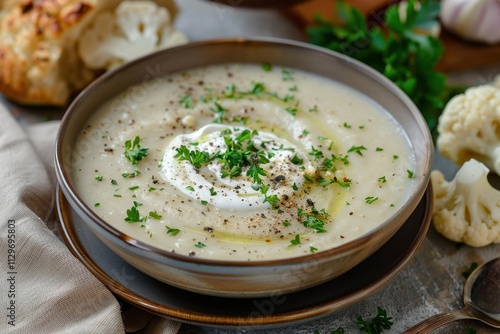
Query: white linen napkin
0,103,181,333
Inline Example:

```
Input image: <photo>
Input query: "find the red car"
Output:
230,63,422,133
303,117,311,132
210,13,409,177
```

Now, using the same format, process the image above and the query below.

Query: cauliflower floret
78,0,187,70
436,81,500,174
431,159,500,247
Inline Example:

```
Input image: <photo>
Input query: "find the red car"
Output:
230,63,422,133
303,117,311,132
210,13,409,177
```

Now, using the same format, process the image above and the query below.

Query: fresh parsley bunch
307,0,445,135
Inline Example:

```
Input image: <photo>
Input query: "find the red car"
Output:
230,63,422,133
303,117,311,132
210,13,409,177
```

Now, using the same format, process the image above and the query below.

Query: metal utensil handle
403,308,474,334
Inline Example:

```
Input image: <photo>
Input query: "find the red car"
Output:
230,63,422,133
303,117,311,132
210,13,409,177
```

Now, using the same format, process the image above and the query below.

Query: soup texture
72,63,416,261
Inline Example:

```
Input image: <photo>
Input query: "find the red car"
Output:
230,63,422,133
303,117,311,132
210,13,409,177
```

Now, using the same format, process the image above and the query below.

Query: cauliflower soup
71,63,416,261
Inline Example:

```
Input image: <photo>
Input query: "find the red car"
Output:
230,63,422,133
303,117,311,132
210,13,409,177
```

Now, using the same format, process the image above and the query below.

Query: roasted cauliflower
436,80,500,174
0,0,185,106
78,0,187,70
431,159,500,247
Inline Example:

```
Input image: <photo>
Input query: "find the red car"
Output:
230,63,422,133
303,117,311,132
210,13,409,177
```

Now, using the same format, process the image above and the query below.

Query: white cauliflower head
78,0,187,70
431,159,500,247
436,81,500,174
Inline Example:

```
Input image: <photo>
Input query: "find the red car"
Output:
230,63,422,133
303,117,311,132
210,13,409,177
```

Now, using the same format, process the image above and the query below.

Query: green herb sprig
124,136,149,165
356,306,393,334
307,0,450,136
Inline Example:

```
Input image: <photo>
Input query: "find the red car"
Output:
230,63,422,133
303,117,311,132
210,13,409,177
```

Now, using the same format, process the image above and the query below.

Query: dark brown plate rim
56,185,432,328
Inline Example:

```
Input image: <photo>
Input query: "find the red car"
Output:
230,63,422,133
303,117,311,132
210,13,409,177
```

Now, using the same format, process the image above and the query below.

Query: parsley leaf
356,307,393,334
166,226,180,236
289,234,301,247
124,206,144,223
195,242,206,248
174,145,210,169
179,94,194,108
124,136,149,165
298,207,328,233
262,62,273,71
149,211,162,220
462,262,478,279
348,145,367,156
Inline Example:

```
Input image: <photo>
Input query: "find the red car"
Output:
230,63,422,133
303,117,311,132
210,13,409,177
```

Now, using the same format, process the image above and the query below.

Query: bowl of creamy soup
55,38,433,297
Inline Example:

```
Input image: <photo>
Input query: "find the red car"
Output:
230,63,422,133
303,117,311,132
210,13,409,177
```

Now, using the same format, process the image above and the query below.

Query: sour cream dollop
160,124,310,210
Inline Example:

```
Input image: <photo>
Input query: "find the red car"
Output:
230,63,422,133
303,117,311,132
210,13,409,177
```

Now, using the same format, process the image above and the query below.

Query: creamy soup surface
72,63,416,261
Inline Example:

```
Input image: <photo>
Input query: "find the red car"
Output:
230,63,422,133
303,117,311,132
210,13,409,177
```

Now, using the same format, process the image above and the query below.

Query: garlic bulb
440,0,500,45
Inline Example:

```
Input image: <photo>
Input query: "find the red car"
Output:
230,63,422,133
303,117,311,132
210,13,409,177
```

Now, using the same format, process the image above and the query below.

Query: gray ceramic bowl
55,38,433,298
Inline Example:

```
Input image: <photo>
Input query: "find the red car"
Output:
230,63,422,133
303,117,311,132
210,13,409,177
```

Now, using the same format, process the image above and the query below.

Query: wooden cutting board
286,0,500,73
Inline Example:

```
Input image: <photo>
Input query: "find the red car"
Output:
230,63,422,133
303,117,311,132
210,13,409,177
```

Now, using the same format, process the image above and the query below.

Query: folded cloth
0,103,181,333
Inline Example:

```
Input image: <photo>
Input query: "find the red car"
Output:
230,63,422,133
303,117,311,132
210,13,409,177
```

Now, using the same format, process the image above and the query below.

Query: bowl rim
55,36,433,268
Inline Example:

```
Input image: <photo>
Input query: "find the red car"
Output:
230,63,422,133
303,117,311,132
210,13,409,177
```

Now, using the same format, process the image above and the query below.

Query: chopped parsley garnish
124,136,149,165
365,196,379,204
466,327,477,334
165,226,180,236
111,179,118,185
285,106,298,116
309,146,324,161
133,201,142,207
246,164,266,184
298,207,328,233
288,234,301,247
128,185,139,190
175,128,272,187
393,155,399,160
407,169,414,179
174,145,210,169
310,246,318,253
113,194,122,198
261,62,272,72
223,84,235,98
247,82,266,95
376,147,384,151
195,242,206,248
186,186,195,191
343,122,352,128
378,176,387,183
201,200,208,206
462,262,478,278
149,211,162,220
94,203,100,207
95,175,103,181
304,174,315,183
356,307,393,334
314,328,344,334
179,94,194,108
281,68,294,81
122,170,141,178
309,105,318,112
210,101,227,123
290,153,303,165
209,187,217,196
348,145,367,156
292,183,299,191
124,206,145,223
148,187,156,192
258,184,280,208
